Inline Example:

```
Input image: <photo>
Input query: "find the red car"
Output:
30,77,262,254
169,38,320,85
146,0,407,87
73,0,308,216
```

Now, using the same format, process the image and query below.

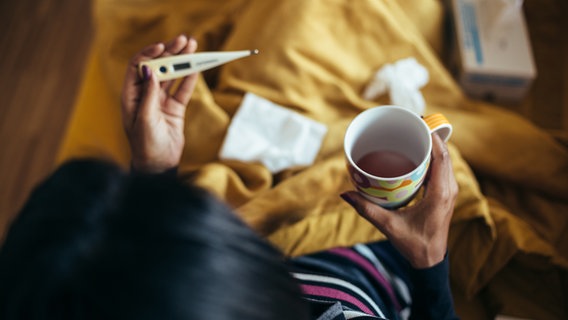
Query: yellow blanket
57,0,568,318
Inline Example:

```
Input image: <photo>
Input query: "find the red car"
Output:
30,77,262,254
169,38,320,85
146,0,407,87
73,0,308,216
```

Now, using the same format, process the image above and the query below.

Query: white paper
363,57,429,115
219,93,328,173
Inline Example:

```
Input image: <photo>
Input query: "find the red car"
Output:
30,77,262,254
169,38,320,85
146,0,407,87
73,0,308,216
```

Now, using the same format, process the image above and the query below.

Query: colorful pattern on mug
348,158,430,206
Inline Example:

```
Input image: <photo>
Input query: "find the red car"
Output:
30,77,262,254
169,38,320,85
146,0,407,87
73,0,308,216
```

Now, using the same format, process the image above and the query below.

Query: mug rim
344,105,433,181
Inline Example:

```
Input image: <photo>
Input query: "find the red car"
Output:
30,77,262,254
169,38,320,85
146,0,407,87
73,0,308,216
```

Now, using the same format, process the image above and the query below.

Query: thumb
138,66,161,121
340,191,394,235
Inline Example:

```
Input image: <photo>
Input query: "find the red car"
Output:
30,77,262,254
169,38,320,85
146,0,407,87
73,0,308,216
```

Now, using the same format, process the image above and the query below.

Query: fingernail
142,65,150,80
340,193,356,207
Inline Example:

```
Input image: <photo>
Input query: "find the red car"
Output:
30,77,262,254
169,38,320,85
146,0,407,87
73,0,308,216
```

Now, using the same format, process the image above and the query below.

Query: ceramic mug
344,105,452,208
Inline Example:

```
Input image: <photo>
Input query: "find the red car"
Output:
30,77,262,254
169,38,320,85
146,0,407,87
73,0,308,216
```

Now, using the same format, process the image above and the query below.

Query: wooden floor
0,0,566,242
0,0,93,239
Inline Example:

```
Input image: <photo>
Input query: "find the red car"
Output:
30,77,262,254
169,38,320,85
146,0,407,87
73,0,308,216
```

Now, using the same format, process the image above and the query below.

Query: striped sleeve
292,272,386,318
288,241,458,320
288,242,413,319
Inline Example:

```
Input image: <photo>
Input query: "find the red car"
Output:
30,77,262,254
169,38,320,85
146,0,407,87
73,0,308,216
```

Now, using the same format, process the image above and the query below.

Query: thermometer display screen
173,62,191,71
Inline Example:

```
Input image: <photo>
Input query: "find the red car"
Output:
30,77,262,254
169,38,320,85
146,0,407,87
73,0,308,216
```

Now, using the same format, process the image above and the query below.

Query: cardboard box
448,0,537,104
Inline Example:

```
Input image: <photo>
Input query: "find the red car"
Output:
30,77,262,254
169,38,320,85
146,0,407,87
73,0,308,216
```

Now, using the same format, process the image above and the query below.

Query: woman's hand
341,134,458,269
121,35,198,173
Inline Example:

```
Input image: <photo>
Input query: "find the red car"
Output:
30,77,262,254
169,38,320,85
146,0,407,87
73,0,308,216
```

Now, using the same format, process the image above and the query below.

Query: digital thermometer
139,49,259,81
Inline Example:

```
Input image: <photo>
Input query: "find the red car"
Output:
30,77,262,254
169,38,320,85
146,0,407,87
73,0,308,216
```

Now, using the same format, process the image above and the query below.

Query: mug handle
423,114,452,142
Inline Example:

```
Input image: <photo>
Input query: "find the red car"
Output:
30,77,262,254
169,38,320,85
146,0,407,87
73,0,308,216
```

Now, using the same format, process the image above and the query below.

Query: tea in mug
356,150,416,178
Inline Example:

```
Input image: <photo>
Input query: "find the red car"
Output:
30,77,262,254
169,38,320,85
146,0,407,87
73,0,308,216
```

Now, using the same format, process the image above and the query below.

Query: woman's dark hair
0,159,309,319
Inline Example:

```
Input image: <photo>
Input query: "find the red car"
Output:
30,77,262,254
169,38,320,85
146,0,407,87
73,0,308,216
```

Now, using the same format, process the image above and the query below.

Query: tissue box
447,0,537,104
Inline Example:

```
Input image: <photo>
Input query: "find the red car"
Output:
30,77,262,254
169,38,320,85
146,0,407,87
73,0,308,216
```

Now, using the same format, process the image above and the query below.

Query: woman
0,35,458,319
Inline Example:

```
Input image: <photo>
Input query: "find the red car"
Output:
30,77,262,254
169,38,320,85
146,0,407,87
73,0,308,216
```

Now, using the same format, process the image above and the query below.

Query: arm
121,34,198,174
341,133,459,319
407,254,457,319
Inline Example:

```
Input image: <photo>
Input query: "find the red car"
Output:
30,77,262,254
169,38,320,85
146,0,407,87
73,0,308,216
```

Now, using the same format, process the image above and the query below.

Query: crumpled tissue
362,57,429,115
219,92,328,173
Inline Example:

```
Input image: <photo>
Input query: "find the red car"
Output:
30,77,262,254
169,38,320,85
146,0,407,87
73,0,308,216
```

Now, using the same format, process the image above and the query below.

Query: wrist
131,161,178,176
130,148,182,174
131,158,178,175
408,246,447,269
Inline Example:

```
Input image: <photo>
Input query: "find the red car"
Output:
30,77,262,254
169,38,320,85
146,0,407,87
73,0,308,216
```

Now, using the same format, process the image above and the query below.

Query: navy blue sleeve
408,254,459,320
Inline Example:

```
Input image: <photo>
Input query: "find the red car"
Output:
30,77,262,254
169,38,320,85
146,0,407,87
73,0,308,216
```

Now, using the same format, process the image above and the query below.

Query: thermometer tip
250,49,260,55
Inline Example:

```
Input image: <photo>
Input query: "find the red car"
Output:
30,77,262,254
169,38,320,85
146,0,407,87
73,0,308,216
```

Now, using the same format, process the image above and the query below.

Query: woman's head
0,159,308,319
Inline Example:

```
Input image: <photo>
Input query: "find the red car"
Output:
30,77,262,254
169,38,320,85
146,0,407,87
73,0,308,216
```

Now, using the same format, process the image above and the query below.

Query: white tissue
362,57,429,115
219,92,328,173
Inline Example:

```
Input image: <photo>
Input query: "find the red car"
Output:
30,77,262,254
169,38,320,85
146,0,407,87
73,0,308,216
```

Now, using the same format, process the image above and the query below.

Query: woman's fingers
172,37,199,107
340,191,394,236
122,34,198,129
423,133,458,204
126,42,165,84
121,42,165,128
138,67,161,122
161,35,189,92
164,34,188,54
